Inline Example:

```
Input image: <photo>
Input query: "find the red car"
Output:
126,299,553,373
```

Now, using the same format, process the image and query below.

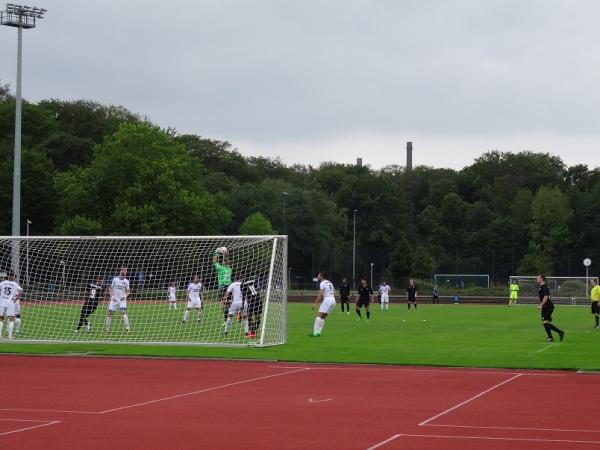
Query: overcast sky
1,0,599,169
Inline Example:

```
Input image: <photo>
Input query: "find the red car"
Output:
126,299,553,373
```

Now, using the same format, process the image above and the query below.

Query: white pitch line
0,420,61,437
365,433,403,450
418,373,523,426
394,433,600,445
308,398,332,403
536,344,557,353
427,423,600,434
99,368,310,414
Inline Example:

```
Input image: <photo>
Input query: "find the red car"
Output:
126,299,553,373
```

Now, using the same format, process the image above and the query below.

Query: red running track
0,355,599,449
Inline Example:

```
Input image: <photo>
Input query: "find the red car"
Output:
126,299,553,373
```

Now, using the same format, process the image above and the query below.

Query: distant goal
0,235,287,347
509,276,599,305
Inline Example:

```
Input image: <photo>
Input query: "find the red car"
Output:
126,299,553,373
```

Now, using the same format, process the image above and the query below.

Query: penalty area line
366,433,403,450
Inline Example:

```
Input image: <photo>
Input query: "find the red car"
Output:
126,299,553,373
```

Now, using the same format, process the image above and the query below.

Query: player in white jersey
379,282,391,311
309,272,336,337
0,271,23,339
182,275,203,324
104,267,131,334
221,274,250,337
168,281,178,309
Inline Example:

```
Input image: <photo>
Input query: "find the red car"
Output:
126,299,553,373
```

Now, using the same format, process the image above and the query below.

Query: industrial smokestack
406,142,413,171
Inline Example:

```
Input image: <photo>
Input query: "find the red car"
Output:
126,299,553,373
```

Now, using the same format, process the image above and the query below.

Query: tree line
1,83,599,287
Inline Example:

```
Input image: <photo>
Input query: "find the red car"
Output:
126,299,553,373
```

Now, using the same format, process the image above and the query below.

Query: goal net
509,276,599,305
0,236,287,347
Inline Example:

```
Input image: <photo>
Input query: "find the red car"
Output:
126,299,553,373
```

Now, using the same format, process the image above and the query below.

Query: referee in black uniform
537,274,565,342
355,277,373,322
406,279,418,310
76,276,105,333
339,278,351,314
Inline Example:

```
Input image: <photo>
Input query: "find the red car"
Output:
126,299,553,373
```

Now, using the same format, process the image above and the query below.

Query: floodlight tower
1,3,46,278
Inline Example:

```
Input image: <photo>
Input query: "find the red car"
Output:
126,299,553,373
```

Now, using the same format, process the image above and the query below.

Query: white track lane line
0,420,61,436
418,373,523,426
99,367,310,414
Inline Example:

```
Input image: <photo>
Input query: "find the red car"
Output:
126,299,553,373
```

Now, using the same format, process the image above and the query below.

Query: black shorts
407,297,417,303
356,298,370,308
81,300,99,318
592,301,600,314
541,303,554,322
340,296,349,304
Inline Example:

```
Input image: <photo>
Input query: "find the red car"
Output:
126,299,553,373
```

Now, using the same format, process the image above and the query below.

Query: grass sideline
1,303,599,371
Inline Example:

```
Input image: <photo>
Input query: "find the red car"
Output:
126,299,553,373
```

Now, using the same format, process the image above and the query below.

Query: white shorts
108,298,127,312
228,302,247,316
319,297,336,314
0,300,16,317
187,298,202,309
169,295,177,302
380,294,389,303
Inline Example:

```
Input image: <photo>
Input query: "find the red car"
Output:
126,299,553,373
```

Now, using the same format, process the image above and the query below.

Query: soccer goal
509,276,599,305
0,236,287,347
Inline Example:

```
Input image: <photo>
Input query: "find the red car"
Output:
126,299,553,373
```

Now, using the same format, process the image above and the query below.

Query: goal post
0,235,287,347
509,275,599,305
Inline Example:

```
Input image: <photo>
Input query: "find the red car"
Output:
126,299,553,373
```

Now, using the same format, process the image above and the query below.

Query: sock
548,323,561,334
595,316,599,326
15,317,21,332
224,317,233,333
122,314,130,330
104,316,112,330
76,317,84,330
0,320,3,336
196,310,203,323
414,303,417,310
366,310,371,319
356,309,362,318
243,319,249,333
408,303,411,310
313,317,324,334
385,303,389,310
174,303,177,309
380,303,384,310
543,323,553,339
8,321,14,337
183,310,190,322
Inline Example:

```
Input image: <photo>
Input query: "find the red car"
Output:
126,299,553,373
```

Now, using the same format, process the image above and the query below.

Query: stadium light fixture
1,3,47,278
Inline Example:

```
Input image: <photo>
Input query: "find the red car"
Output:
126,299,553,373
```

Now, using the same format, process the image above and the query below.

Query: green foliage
54,123,231,235
239,212,276,235
1,90,599,285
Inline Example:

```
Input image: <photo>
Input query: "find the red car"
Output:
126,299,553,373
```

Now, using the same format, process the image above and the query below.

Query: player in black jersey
406,279,418,310
339,278,351,314
76,276,105,333
355,278,373,322
537,274,565,342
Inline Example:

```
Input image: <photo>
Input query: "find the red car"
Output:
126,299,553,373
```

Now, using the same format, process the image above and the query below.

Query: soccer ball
216,246,228,256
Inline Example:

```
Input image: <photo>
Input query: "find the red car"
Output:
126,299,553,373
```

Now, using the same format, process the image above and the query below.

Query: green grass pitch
1,303,599,371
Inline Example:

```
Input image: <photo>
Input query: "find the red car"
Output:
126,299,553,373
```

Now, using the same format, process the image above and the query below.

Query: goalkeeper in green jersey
508,281,519,307
213,248,232,324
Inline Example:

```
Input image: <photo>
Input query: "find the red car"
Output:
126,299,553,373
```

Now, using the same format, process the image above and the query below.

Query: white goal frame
509,275,599,305
0,235,288,347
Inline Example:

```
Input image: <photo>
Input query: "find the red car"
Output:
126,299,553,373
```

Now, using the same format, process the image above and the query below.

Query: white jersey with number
320,280,335,300
0,280,22,302
168,286,177,301
110,277,130,300
380,284,391,295
227,281,243,305
187,282,202,301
